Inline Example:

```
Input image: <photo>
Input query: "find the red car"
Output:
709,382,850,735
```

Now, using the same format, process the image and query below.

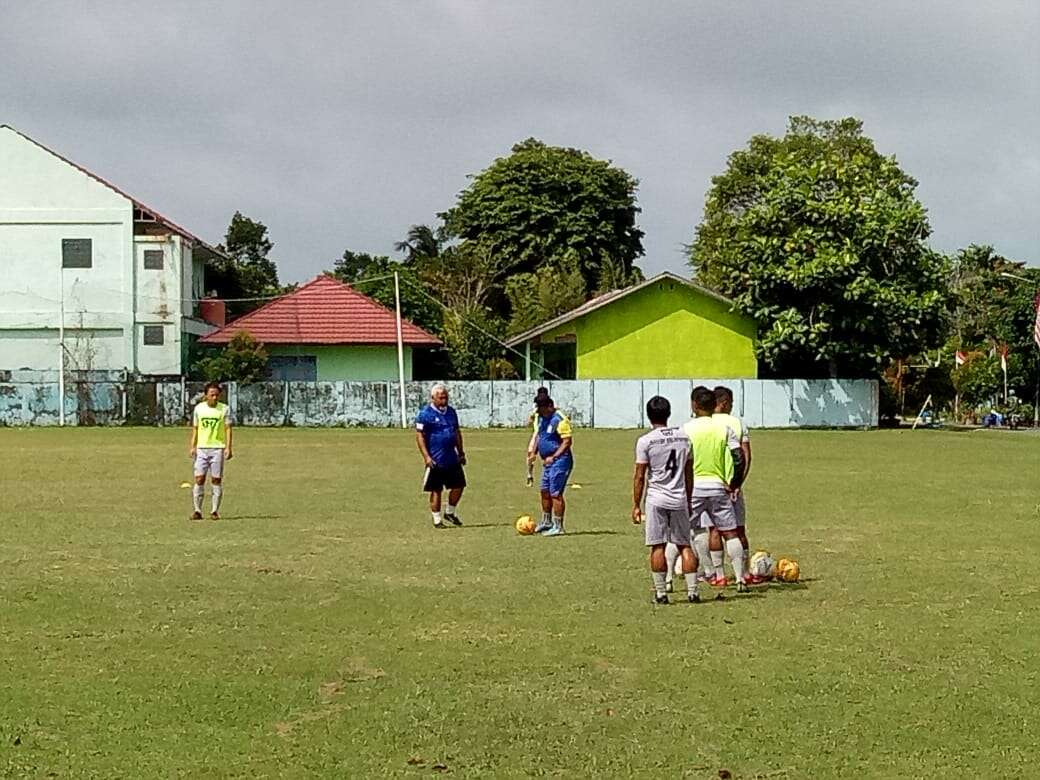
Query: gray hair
429,383,448,398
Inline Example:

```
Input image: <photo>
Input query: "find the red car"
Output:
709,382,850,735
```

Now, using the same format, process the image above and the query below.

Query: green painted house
505,272,757,380
199,275,441,380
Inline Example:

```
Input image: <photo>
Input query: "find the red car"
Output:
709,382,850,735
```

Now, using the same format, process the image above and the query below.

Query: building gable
0,126,131,212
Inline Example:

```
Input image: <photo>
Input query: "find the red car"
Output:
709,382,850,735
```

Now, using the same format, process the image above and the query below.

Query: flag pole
393,271,408,429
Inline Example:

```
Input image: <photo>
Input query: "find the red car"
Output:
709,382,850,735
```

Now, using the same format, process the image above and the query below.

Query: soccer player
633,396,700,605
534,395,573,536
713,385,759,581
189,381,233,520
683,385,749,592
415,384,466,529
526,386,550,488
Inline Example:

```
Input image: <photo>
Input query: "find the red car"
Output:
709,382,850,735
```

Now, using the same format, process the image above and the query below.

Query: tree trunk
828,359,839,379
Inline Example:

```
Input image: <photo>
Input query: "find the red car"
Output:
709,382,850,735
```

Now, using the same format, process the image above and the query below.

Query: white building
0,125,224,376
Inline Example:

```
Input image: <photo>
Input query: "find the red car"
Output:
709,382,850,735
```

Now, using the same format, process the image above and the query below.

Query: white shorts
690,493,738,532
644,502,691,547
194,448,225,478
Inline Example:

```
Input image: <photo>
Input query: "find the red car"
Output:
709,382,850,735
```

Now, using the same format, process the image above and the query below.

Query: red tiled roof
199,275,442,346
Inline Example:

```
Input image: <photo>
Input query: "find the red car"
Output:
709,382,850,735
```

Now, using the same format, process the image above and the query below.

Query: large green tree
209,212,282,318
329,250,441,336
689,116,948,378
441,138,644,293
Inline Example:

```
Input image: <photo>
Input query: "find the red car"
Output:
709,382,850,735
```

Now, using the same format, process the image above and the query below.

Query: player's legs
708,526,727,584
208,451,225,519
734,492,750,570
644,504,670,602
664,542,681,590
711,495,748,590
669,508,699,602
191,451,210,519
444,465,466,525
544,462,570,535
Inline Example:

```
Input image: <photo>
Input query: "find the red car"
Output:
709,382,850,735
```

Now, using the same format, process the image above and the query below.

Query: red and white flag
998,344,1009,373
1033,293,1040,349
955,350,967,367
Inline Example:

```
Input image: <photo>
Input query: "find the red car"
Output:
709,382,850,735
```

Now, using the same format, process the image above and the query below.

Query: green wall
266,345,413,381
539,278,757,379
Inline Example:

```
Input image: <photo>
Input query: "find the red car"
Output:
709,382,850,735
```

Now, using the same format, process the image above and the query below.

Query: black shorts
422,463,467,492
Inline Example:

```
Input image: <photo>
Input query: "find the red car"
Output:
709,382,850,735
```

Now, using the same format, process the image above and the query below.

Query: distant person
683,386,748,592
415,384,466,529
189,382,233,520
534,395,573,536
526,386,551,488
633,396,700,605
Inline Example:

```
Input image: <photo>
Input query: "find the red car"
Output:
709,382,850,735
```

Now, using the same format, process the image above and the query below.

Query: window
265,355,317,381
143,250,164,270
143,325,165,346
62,238,92,268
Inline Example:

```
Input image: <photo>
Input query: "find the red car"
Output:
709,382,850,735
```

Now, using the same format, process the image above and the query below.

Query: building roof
0,124,227,261
200,275,442,347
504,271,744,346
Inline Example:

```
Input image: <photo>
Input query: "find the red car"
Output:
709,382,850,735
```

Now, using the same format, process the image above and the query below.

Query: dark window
266,355,317,381
143,250,164,270
542,342,577,380
62,238,92,268
143,325,165,346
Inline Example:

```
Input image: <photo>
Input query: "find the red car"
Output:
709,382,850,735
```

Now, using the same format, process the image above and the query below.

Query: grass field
1,427,1037,778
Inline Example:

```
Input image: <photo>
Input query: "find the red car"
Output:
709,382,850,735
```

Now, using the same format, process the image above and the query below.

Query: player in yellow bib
189,382,234,520
713,385,761,581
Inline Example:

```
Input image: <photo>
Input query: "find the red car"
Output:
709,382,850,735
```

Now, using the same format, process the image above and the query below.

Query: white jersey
635,425,691,510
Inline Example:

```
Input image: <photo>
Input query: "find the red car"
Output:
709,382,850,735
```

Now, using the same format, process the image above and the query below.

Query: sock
693,533,711,580
651,571,667,597
432,511,442,526
551,513,563,530
527,462,534,479
686,569,700,599
665,543,680,582
192,484,204,513
211,485,223,513
727,537,747,583
540,511,551,527
710,549,725,579
446,504,457,517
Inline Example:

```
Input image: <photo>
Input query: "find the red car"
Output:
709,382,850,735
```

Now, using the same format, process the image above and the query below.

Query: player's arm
631,462,647,523
414,415,434,466
455,426,466,465
189,413,198,457
526,428,538,462
684,454,694,510
224,418,233,460
741,428,751,481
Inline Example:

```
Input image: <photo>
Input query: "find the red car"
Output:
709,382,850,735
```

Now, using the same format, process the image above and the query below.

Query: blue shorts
540,458,573,497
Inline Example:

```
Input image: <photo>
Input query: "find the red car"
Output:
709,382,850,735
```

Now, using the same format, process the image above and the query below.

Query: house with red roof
200,275,441,381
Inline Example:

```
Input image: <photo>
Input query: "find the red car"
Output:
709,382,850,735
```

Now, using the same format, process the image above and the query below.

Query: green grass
0,427,1037,778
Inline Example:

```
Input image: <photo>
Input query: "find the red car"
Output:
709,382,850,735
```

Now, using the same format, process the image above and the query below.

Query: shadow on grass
458,523,512,529
229,515,286,521
556,530,619,536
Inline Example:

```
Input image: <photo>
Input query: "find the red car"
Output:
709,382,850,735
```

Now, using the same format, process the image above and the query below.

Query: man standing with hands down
415,384,466,529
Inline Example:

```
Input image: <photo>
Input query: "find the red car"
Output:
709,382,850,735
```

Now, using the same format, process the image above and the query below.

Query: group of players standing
414,381,758,604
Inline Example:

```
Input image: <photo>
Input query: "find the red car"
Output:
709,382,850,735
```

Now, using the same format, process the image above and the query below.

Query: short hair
646,395,671,425
429,383,448,398
713,385,734,405
204,381,222,393
536,396,555,409
691,385,716,412
534,386,550,402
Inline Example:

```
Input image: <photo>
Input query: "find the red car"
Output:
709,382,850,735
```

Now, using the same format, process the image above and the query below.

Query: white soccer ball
749,551,777,579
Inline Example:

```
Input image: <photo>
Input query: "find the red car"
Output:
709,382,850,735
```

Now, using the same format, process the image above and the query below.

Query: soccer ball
776,558,800,582
748,550,776,579
515,515,536,535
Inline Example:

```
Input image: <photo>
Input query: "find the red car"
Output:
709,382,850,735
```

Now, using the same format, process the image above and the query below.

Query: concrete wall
0,375,878,428
265,345,414,381
537,276,758,379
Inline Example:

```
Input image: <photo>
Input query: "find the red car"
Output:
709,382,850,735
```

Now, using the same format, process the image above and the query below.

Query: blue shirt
416,404,461,466
536,411,573,460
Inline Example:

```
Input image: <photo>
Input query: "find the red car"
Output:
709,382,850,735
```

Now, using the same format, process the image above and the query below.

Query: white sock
192,484,204,513
432,511,442,525
446,504,457,517
211,485,223,513
665,543,680,582
692,533,711,580
710,549,725,579
727,537,747,583
551,513,563,530
652,571,667,597
686,567,700,598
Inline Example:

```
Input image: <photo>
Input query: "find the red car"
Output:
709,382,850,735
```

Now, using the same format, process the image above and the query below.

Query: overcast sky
2,1,1037,282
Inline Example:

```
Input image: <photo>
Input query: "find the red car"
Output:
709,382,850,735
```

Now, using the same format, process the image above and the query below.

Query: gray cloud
2,0,1036,282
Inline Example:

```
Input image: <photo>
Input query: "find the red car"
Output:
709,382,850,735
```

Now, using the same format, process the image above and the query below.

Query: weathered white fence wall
0,373,878,428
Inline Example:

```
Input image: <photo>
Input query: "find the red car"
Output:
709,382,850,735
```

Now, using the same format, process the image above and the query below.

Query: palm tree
394,224,444,263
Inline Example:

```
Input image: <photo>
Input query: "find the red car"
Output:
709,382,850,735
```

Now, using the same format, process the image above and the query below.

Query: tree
194,331,268,383
441,138,644,293
689,116,949,378
505,254,587,335
329,250,442,336
393,224,445,263
210,212,282,318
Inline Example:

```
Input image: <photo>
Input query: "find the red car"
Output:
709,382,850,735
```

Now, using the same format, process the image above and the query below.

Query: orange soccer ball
515,515,537,535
